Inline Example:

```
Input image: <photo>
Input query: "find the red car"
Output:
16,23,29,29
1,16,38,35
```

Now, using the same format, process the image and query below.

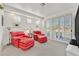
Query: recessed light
40,3,47,6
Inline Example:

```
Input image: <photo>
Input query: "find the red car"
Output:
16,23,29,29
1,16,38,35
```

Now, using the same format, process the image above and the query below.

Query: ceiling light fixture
40,3,47,6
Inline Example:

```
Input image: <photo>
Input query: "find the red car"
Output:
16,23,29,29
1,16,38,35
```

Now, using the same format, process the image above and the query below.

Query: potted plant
0,4,4,10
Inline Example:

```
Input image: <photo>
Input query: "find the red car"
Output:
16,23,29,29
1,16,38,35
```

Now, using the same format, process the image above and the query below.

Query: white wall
0,10,4,54
71,4,79,39
0,13,2,26
0,11,17,47
3,10,44,31
4,12,15,27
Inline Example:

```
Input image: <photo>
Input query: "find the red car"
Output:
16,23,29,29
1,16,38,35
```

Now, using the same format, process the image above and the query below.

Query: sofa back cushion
33,31,41,35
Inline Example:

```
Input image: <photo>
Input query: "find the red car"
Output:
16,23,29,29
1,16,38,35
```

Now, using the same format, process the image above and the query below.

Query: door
45,14,72,43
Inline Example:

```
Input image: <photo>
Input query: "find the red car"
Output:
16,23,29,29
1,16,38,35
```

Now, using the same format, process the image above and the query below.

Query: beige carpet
1,40,67,56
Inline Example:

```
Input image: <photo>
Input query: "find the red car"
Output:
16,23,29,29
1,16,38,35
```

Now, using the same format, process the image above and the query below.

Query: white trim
44,8,74,21
3,4,44,19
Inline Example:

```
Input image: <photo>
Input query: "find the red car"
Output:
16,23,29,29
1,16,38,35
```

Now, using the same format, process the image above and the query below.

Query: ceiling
5,3,78,18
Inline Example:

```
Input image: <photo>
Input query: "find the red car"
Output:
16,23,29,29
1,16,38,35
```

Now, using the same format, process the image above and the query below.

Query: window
27,18,32,24
36,20,40,25
45,14,72,43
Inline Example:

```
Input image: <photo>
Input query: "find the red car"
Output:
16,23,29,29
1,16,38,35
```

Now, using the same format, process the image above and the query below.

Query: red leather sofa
10,31,34,51
19,37,34,50
11,37,20,48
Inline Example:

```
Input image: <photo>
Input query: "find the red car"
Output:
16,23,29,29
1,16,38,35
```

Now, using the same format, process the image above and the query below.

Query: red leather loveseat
10,31,34,51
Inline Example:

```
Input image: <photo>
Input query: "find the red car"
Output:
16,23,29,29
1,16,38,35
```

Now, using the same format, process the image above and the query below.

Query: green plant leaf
0,5,4,10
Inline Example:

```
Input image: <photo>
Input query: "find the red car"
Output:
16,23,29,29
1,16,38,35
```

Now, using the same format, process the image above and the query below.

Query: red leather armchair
33,31,47,43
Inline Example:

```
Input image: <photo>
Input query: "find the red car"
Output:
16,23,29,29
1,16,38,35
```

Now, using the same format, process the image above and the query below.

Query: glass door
52,18,59,40
63,15,72,42
45,18,59,40
45,14,72,43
